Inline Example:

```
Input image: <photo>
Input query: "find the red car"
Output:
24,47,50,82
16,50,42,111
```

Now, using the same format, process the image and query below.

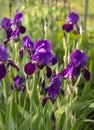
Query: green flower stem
44,18,48,40
2,79,7,99
83,0,89,30
29,72,39,130
63,33,70,90
5,96,13,130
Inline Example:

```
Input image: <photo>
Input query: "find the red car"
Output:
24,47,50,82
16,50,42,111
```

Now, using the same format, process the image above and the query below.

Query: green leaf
18,117,30,130
79,60,94,101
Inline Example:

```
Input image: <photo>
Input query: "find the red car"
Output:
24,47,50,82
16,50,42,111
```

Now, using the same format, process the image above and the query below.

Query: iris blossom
20,36,57,78
0,44,19,79
42,76,64,106
12,75,25,91
19,36,34,58
58,50,90,83
62,12,80,33
1,12,25,43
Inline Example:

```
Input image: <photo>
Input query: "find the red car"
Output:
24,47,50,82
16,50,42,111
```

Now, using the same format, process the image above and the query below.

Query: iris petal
83,68,90,81
32,52,54,66
0,64,7,79
35,40,51,52
46,66,52,78
0,45,7,62
66,12,79,24
62,23,73,32
24,62,36,75
22,36,34,49
8,59,20,71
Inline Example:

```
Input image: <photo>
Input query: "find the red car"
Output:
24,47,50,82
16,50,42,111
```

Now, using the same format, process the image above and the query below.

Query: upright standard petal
34,40,51,52
13,12,23,26
70,50,87,67
22,36,34,49
66,12,79,24
1,17,11,30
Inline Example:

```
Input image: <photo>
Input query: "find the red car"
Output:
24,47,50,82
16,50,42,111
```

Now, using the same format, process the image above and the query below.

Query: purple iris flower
12,75,25,91
19,36,34,58
1,12,26,43
0,44,19,79
1,17,13,42
62,12,80,33
11,12,26,40
58,50,90,82
23,39,57,78
22,36,34,49
66,12,79,24
42,76,64,106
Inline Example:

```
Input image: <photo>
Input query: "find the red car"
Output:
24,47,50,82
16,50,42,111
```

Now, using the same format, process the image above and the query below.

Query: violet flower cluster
0,11,90,105
58,50,90,83
43,75,64,106
12,75,25,91
62,12,80,33
20,36,57,78
1,12,25,43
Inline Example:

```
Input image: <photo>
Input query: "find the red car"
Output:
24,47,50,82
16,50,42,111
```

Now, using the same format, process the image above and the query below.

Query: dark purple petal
35,40,51,52
60,88,64,96
19,48,24,58
21,85,26,91
72,66,80,78
13,75,23,88
6,28,13,39
52,57,57,65
0,64,7,79
58,65,73,79
46,66,52,78
4,39,11,44
13,12,23,25
42,97,50,106
70,50,87,67
8,59,20,71
22,36,34,49
1,17,11,30
24,62,36,75
45,76,61,100
0,45,7,62
19,25,26,34
66,12,79,24
62,23,73,32
83,68,90,81
32,52,54,66
11,29,20,39
76,24,80,34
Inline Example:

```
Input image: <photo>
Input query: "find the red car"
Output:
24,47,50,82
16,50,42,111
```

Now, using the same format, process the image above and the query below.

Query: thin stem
83,0,89,30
